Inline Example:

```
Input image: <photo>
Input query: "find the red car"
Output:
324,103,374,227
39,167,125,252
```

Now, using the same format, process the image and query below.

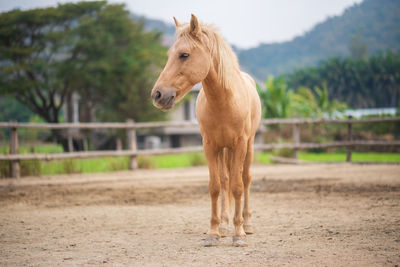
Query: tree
314,83,347,116
0,97,34,122
290,84,347,118
290,87,318,118
286,52,400,108
0,2,167,149
69,4,166,123
258,76,347,119
0,2,106,124
257,76,291,118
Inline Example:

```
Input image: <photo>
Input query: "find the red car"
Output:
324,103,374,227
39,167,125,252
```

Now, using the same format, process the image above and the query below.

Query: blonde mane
176,23,240,89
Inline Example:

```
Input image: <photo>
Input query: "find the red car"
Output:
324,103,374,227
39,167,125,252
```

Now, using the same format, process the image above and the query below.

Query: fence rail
0,116,399,130
0,121,199,129
1,116,400,178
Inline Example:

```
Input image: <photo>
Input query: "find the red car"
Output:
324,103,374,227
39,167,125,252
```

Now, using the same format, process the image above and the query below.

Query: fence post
346,115,353,162
126,119,138,170
292,123,300,159
10,123,20,178
116,138,122,151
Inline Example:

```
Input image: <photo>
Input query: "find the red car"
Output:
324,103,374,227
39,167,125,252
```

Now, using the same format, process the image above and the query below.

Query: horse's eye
179,52,189,59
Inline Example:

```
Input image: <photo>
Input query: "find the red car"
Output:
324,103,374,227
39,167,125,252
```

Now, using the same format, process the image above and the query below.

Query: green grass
38,153,206,176
254,153,272,164
35,151,400,176
1,144,63,154
299,152,400,163
1,152,207,177
139,152,206,169
1,142,399,177
39,157,130,175
255,152,400,164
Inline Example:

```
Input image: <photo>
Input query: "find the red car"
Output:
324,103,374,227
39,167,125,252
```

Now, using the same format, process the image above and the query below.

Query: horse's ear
173,17,181,28
190,14,200,36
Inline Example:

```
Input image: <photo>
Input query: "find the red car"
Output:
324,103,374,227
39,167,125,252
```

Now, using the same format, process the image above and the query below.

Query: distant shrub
20,160,41,176
62,160,81,174
110,158,128,171
0,160,41,177
189,153,206,166
0,161,10,178
273,148,295,158
138,156,155,169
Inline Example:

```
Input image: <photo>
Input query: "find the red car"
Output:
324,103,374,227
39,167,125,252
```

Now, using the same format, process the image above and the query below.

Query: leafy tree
0,2,106,124
290,87,318,118
257,76,291,118
0,1,167,149
314,83,347,117
290,85,346,118
0,96,34,122
69,4,167,123
258,76,347,119
287,52,400,108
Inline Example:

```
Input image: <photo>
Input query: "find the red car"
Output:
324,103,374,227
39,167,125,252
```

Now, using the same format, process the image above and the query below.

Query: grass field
1,143,399,177
0,143,63,154
256,152,400,164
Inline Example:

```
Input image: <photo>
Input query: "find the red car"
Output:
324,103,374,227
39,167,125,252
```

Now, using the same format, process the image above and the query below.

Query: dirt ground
0,163,399,266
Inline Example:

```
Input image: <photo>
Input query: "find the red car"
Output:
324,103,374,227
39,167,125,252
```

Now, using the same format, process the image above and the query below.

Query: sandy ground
0,163,399,266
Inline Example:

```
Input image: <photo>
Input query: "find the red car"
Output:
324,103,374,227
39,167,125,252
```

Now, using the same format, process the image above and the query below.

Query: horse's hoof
204,234,220,247
219,226,229,237
243,224,254,234
232,236,248,247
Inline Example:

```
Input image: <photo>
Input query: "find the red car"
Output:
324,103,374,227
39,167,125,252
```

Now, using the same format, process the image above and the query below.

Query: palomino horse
151,14,261,247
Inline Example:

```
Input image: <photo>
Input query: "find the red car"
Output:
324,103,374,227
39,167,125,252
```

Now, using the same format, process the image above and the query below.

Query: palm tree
257,76,291,118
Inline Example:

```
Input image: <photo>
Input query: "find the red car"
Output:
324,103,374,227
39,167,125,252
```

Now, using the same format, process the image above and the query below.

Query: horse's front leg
203,142,221,246
230,138,248,247
219,148,230,237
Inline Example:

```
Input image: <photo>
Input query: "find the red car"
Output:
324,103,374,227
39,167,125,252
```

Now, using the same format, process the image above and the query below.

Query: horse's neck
202,66,238,108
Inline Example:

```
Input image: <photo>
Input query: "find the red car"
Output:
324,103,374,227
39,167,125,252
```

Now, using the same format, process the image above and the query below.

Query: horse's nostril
167,95,175,106
155,90,162,101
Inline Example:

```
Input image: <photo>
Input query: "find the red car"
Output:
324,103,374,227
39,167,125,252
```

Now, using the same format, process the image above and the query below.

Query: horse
151,14,261,247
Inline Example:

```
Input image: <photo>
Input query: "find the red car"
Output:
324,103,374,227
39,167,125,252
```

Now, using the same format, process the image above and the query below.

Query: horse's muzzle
151,88,176,110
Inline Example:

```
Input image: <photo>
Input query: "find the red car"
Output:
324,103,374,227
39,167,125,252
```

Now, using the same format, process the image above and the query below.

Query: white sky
0,0,363,48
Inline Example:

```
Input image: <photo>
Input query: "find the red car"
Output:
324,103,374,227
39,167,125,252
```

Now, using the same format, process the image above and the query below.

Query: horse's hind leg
219,148,230,237
243,137,254,234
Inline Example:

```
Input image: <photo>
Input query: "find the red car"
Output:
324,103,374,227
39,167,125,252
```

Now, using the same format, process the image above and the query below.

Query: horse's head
151,14,211,111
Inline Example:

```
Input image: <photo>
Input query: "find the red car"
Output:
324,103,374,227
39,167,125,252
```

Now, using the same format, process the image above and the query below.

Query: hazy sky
0,0,363,48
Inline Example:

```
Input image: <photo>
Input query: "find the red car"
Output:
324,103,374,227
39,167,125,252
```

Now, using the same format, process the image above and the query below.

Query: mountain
238,0,400,80
130,13,176,46
130,13,175,35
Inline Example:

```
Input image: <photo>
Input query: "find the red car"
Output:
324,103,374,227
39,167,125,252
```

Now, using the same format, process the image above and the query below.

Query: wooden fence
1,116,400,178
